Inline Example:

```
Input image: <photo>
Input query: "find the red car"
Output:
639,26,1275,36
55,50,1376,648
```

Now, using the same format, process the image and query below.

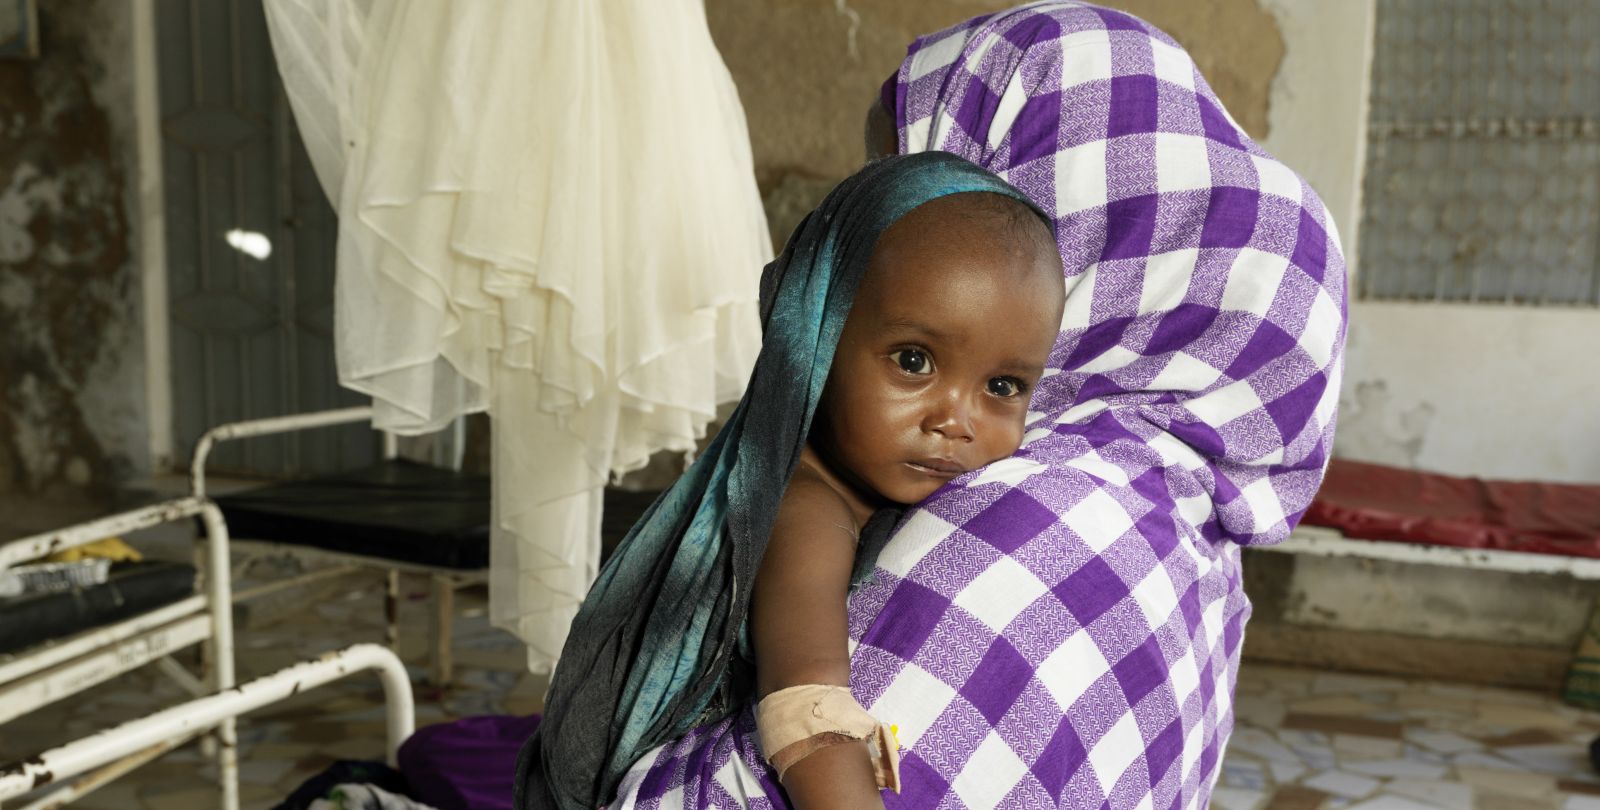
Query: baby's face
813,194,1064,506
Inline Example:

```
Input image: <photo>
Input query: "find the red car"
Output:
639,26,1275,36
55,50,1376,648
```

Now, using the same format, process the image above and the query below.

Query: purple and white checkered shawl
610,3,1347,808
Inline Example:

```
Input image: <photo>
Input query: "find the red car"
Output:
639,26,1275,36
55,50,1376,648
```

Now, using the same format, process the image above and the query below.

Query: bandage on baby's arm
754,684,901,793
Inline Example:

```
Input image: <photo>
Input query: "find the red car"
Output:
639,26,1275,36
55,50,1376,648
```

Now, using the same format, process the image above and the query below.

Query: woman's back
606,3,1346,807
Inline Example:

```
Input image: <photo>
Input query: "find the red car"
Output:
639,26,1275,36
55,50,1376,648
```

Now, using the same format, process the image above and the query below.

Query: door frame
132,0,174,472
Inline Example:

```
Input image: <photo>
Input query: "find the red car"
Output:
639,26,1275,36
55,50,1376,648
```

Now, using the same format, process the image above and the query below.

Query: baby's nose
924,392,976,441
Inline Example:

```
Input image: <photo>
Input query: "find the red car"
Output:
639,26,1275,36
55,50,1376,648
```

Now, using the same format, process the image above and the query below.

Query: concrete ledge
1242,621,1572,692
1243,541,1598,690
1265,526,1600,580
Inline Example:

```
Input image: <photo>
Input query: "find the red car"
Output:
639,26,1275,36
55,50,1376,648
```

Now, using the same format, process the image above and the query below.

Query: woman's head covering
516,151,1050,810
883,1,1347,545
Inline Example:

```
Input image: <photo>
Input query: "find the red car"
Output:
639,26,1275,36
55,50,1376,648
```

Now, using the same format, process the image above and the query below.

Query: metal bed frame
0,643,414,809
0,497,239,807
0,406,476,807
191,406,487,689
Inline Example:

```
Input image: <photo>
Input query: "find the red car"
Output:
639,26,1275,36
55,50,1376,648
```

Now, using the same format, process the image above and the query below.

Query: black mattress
0,560,197,655
214,460,492,570
213,459,663,571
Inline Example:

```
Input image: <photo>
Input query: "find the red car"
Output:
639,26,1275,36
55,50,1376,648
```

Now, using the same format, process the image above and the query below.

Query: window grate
1358,0,1600,306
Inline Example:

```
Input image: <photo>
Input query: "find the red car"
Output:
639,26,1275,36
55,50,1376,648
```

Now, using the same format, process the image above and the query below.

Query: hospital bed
0,497,241,807
192,406,662,688
192,406,490,689
0,406,658,807
0,405,466,808
1250,458,1600,691
1264,457,1600,577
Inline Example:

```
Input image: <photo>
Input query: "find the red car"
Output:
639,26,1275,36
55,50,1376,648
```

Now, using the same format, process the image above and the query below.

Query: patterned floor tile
1231,664,1600,810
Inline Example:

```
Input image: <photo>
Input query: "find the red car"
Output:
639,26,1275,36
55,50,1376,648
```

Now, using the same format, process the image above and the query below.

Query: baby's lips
908,457,967,475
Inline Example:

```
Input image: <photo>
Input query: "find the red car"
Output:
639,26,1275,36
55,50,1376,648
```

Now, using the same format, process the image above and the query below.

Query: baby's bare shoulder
773,467,860,548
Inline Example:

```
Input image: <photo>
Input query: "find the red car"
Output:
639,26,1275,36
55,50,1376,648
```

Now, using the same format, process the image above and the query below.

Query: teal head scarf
516,152,1051,810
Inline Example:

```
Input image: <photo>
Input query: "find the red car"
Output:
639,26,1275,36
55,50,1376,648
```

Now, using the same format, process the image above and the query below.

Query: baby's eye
891,349,932,375
987,377,1025,398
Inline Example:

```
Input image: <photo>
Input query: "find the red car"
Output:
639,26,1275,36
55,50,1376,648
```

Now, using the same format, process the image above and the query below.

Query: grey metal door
157,0,374,476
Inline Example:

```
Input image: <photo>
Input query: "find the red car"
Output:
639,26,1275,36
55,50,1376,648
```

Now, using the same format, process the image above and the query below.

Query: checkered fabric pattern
611,3,1346,808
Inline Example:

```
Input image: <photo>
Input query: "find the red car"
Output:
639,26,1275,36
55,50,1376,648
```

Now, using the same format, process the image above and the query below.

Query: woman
556,4,1346,808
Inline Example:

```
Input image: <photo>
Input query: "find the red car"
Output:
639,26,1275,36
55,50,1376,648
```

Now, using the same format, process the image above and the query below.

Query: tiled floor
6,566,1600,809
1220,666,1600,809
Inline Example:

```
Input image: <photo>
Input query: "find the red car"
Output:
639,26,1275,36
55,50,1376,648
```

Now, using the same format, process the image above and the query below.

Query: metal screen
1358,0,1600,305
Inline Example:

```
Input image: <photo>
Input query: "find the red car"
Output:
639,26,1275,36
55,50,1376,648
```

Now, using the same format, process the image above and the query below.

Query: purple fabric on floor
400,714,542,810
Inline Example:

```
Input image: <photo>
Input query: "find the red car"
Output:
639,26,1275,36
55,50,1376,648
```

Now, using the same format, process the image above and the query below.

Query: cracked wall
1336,301,1600,483
704,0,1286,248
0,1,145,498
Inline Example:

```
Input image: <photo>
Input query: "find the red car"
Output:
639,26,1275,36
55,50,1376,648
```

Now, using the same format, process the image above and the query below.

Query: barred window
1358,0,1600,305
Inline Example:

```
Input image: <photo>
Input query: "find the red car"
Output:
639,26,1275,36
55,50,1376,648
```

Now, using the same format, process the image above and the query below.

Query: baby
520,154,1066,810
751,189,1064,808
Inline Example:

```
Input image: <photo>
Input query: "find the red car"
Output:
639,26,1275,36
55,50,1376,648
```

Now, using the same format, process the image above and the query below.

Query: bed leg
385,569,402,652
198,504,241,810
429,575,454,688
216,717,240,810
186,505,240,810
194,541,217,764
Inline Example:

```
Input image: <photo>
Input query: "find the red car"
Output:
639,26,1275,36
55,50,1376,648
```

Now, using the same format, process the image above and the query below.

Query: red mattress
1302,459,1600,558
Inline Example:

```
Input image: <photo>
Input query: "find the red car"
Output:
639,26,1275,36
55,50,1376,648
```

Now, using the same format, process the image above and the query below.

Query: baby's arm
752,474,886,810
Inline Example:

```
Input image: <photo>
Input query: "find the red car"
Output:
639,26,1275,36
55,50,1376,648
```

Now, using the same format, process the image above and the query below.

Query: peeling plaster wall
704,0,1286,248
1336,301,1600,484
0,1,146,497
1257,0,1374,267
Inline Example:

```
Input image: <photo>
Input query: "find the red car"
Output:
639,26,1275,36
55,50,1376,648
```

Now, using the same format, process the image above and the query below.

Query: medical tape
754,684,901,793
